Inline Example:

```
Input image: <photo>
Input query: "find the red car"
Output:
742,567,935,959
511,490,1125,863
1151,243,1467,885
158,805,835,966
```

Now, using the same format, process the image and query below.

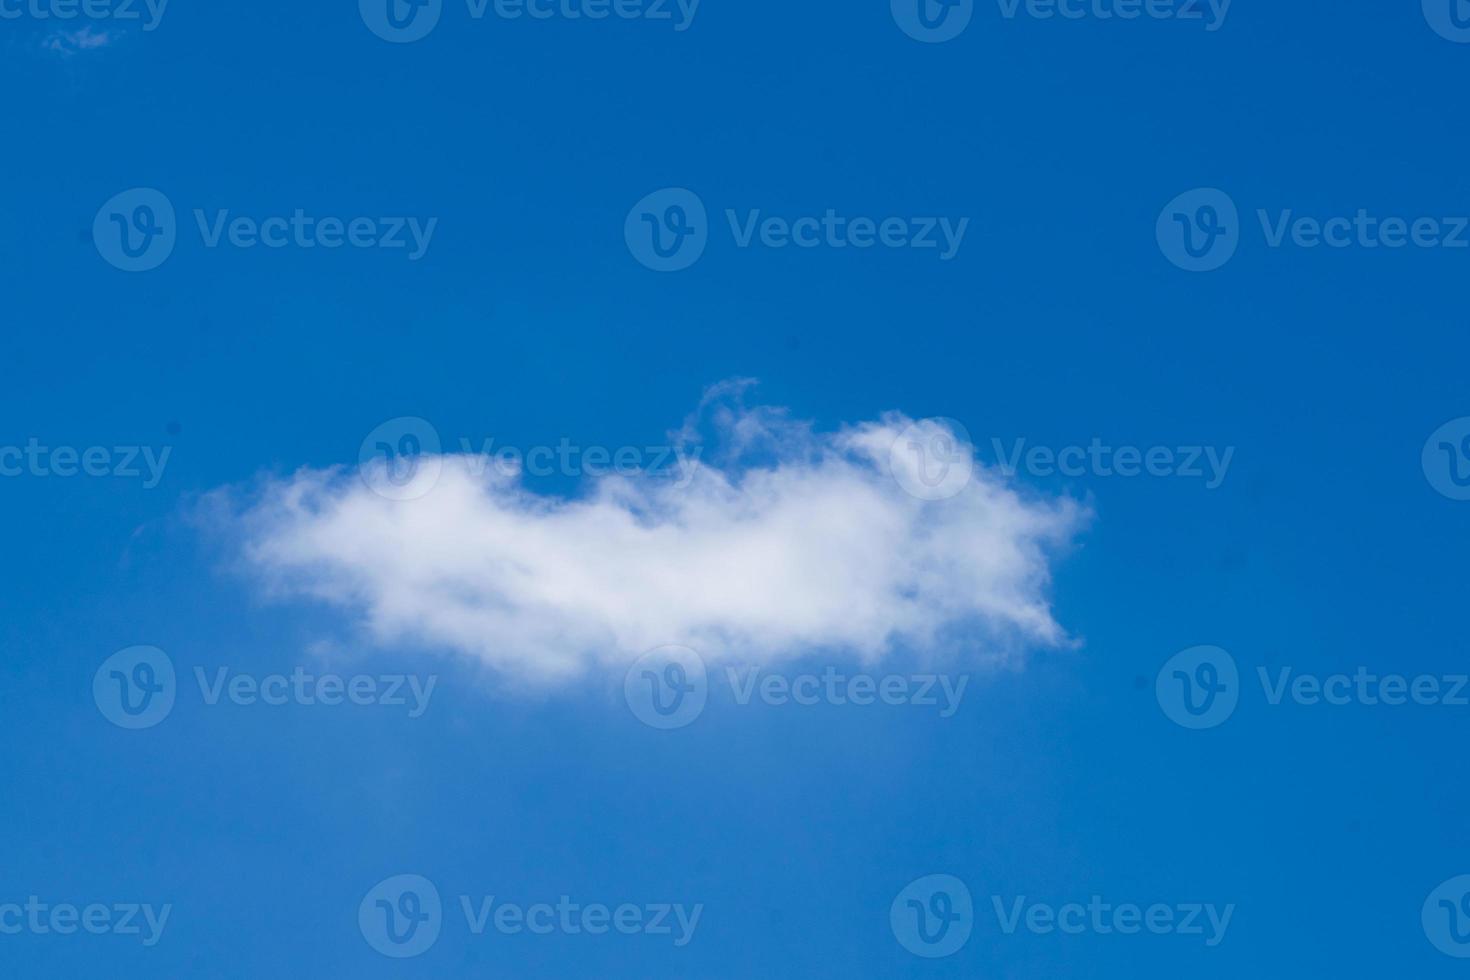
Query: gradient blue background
2,0,1469,975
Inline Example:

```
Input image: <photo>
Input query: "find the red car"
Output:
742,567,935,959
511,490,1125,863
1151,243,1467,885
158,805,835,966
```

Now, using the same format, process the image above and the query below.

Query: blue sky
4,0,1470,976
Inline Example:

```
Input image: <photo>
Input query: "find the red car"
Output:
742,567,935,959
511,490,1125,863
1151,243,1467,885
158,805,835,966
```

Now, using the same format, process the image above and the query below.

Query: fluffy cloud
219,384,1088,683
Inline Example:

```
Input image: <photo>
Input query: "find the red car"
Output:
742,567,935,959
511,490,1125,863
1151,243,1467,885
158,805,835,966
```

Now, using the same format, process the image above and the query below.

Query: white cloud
43,26,114,54
217,383,1088,684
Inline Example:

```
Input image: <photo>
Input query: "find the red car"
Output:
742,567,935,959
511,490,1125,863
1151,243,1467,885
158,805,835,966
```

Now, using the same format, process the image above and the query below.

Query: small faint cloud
42,25,115,55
